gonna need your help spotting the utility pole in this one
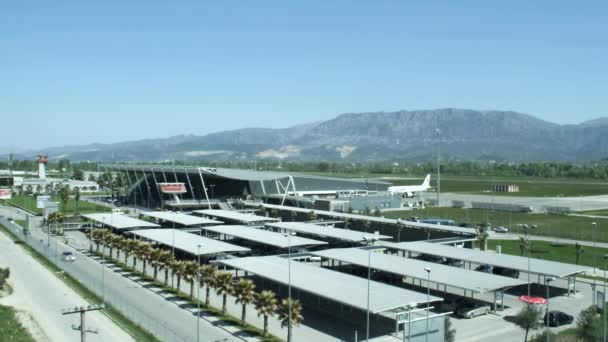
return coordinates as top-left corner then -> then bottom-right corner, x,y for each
61,304 -> 104,342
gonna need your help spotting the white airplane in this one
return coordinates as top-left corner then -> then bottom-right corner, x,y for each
388,174 -> 431,198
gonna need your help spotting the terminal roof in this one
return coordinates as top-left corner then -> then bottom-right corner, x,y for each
131,229 -> 250,255
83,213 -> 159,230
217,255 -> 442,313
312,248 -> 526,293
392,241 -> 591,278
201,225 -> 327,248
267,221 -> 391,242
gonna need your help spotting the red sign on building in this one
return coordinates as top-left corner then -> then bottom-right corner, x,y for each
159,183 -> 187,194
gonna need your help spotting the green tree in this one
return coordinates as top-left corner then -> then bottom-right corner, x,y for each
279,298 -> 304,342
575,242 -> 584,265
0,267 -> 10,289
575,306 -> 600,341
73,169 -> 84,181
182,261 -> 200,298
215,272 -> 234,315
255,290 -> 277,337
513,304 -> 542,342
234,279 -> 256,325
444,317 -> 456,342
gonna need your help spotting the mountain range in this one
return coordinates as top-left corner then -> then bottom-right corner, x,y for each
5,109 -> 608,162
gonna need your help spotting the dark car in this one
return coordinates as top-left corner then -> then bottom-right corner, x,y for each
416,254 -> 447,264
443,258 -> 464,268
492,266 -> 520,278
439,297 -> 467,312
544,311 -> 574,327
475,264 -> 493,273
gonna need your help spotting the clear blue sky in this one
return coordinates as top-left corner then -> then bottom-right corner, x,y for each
1,1 -> 606,151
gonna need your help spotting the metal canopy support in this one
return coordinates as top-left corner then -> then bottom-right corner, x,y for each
280,178 -> 292,206
172,167 -> 182,202
150,167 -> 163,203
260,180 -> 267,196
197,167 -> 212,209
141,169 -> 152,208
184,168 -> 196,200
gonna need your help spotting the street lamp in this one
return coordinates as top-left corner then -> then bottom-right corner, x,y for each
171,211 -> 176,287
435,128 -> 441,207
545,277 -> 556,342
603,254 -> 608,342
407,302 -> 417,342
282,233 -> 293,342
424,267 -> 431,342
522,224 -> 536,297
197,244 -> 203,342
594,222 -> 598,305
363,236 -> 378,341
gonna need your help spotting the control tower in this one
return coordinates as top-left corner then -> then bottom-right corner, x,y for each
37,154 -> 48,180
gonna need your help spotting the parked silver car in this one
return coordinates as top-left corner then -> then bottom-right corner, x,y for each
455,301 -> 491,318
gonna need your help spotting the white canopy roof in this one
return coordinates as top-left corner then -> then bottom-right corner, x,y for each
194,209 -> 279,224
83,213 -> 159,230
267,221 -> 391,242
201,225 -> 327,248
141,211 -> 223,226
131,229 -> 250,256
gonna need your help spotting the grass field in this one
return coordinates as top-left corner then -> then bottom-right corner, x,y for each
382,208 -> 608,242
578,209 -> 608,217
486,239 -> 608,268
0,305 -> 36,342
3,195 -> 109,216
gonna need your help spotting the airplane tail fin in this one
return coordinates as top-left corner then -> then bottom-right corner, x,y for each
422,174 -> 431,188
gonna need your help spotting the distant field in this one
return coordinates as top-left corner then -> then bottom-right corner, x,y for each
303,172 -> 608,197
382,208 -> 608,243
577,210 -> 608,217
486,239 -> 608,267
3,195 -> 109,215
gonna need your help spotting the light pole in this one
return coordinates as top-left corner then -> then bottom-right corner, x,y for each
210,184 -> 215,199
197,244 -> 203,342
101,217 -> 106,304
545,277 -> 555,342
435,128 -> 441,207
594,222 -> 598,304
603,254 -> 608,342
282,233 -> 292,342
406,302 -> 417,342
171,211 -> 176,287
363,236 -> 378,341
424,267 -> 431,342
523,224 -> 536,297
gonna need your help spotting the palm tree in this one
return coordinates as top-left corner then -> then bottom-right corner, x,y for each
157,250 -> 173,285
255,290 -> 277,337
91,229 -> 103,253
112,235 -> 124,260
279,298 -> 304,342
138,242 -> 153,276
47,212 -> 64,235
215,271 -> 234,315
575,242 -> 584,265
518,237 -> 529,256
200,265 -> 217,305
149,248 -> 164,281
183,261 -> 200,298
171,260 -> 186,291
306,211 -> 317,221
125,239 -> 138,267
73,188 -> 81,223
476,224 -> 490,251
104,231 -> 115,258
234,279 -> 256,325
60,185 -> 70,214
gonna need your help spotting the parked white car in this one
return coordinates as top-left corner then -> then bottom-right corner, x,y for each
492,226 -> 509,233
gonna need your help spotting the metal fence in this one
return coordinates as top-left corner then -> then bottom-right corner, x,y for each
2,218 -> 188,342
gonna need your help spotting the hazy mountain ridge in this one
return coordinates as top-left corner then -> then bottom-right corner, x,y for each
4,109 -> 608,162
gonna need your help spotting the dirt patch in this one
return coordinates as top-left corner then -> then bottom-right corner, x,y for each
14,310 -> 50,342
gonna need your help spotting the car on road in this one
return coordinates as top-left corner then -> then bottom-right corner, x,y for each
62,251 -> 76,262
492,226 -> 509,233
455,301 -> 492,319
544,311 -> 574,327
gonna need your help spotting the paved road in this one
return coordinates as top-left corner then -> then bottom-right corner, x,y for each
423,193 -> 608,212
0,219 -> 134,342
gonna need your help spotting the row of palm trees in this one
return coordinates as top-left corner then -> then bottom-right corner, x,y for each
89,229 -> 303,338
